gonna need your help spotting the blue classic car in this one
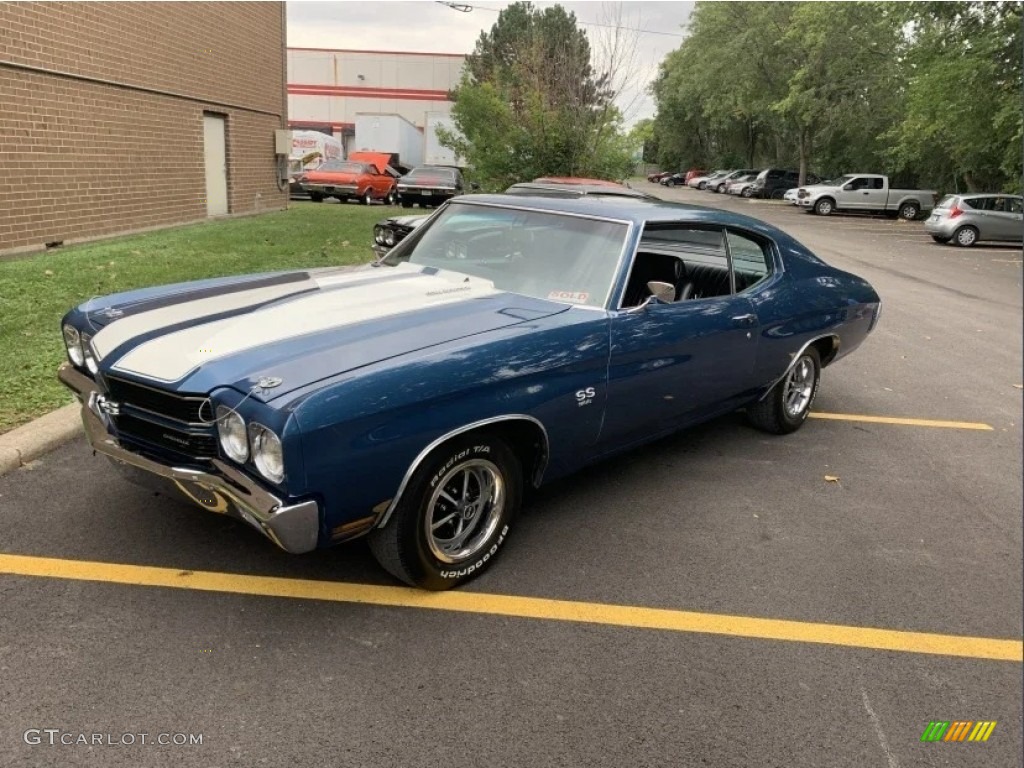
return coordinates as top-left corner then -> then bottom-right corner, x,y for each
58,195 -> 881,589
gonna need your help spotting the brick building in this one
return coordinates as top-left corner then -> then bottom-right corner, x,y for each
0,2 -> 288,256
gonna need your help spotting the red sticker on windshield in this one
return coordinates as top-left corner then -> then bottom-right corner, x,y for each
548,291 -> 589,304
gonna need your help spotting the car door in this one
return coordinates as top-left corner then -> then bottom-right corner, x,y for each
988,197 -> 1024,241
836,176 -> 868,209
600,226 -> 765,448
861,177 -> 888,211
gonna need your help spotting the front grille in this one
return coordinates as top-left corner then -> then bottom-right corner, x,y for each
106,376 -> 207,424
114,412 -> 218,459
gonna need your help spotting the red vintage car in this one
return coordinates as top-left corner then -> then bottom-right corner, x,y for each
300,151 -> 398,205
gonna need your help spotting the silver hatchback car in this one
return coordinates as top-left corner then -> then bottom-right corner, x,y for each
924,193 -> 1023,247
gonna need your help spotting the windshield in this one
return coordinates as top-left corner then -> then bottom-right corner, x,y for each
383,203 -> 629,308
832,175 -> 855,186
319,161 -> 366,173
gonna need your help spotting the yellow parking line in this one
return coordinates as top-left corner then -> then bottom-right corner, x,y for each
809,412 -> 993,430
1,554 -> 1020,662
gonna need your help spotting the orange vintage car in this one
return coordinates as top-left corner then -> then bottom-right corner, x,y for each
299,151 -> 398,205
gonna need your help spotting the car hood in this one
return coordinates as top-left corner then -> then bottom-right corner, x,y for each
88,264 -> 570,400
383,214 -> 430,229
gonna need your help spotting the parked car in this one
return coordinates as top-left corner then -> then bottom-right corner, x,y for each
725,174 -> 760,198
373,213 -> 431,257
711,169 -> 760,193
647,171 -> 673,183
661,173 -> 686,187
688,170 -> 730,190
749,169 -> 821,200
684,169 -> 707,185
796,174 -> 937,219
58,195 -> 880,590
397,166 -> 466,208
300,156 -> 398,205
924,194 -> 1024,246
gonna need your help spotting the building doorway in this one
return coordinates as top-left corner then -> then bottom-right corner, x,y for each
203,114 -> 228,216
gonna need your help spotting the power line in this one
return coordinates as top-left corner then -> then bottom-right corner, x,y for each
435,1 -> 687,38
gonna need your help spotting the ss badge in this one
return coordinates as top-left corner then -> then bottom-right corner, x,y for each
575,387 -> 596,407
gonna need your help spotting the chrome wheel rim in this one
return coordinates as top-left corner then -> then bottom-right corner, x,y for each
902,205 -> 917,219
425,459 -> 504,564
783,356 -> 815,418
817,200 -> 832,214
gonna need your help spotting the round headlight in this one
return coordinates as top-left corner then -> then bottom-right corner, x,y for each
63,324 -> 84,366
250,424 -> 285,484
216,406 -> 249,463
374,226 -> 385,245
383,229 -> 396,247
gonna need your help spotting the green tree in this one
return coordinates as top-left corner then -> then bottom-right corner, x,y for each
441,2 -> 633,188
887,1 -> 1022,192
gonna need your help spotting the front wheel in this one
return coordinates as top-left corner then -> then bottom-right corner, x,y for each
361,190 -> 373,205
385,188 -> 397,206
746,347 -> 821,435
741,187 -> 754,198
309,192 -> 324,203
813,197 -> 834,215
367,434 -> 521,590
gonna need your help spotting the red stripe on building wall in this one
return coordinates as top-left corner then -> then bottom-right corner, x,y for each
288,83 -> 450,100
288,47 -> 465,59
289,120 -> 355,131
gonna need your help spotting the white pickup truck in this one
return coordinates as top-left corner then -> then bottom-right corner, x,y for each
796,174 -> 937,220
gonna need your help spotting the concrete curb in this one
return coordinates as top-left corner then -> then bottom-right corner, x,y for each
0,403 -> 83,476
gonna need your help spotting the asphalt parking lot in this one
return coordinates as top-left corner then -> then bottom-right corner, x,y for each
1,184 -> 1021,767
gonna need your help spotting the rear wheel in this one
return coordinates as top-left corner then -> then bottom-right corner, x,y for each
746,347 -> 821,435
367,434 -> 521,590
770,189 -> 786,200
930,235 -> 950,244
953,225 -> 978,247
898,201 -> 920,220
385,188 -> 397,206
309,192 -> 324,203
361,190 -> 373,205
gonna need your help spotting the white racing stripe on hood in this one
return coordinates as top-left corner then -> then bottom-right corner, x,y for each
91,266 -> 404,360
111,267 -> 498,382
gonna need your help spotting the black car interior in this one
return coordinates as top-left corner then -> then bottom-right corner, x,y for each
621,227 -> 771,307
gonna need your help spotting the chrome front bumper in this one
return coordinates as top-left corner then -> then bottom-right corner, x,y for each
58,364 -> 320,554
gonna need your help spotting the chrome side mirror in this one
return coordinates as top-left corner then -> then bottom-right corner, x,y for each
625,281 -> 675,314
648,281 -> 676,303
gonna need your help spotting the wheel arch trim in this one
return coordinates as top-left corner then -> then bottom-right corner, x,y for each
375,414 -> 550,529
757,333 -> 839,402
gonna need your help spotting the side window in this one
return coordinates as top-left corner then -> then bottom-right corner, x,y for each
847,177 -> 867,190
1008,198 -> 1023,214
870,178 -> 884,190
727,230 -> 772,292
767,170 -> 784,180
962,197 -> 992,211
624,226 -> 731,306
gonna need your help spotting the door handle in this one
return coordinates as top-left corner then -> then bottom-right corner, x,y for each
731,314 -> 757,328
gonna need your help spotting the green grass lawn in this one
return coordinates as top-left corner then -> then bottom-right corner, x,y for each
0,202 -> 391,433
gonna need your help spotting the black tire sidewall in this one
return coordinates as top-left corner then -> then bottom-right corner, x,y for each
775,348 -> 821,430
899,203 -> 918,220
814,198 -> 833,215
392,435 -> 521,590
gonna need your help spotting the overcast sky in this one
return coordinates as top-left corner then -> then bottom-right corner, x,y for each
286,1 -> 694,125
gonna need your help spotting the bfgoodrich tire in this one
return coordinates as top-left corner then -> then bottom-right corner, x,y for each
367,434 -> 521,590
746,346 -> 821,435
